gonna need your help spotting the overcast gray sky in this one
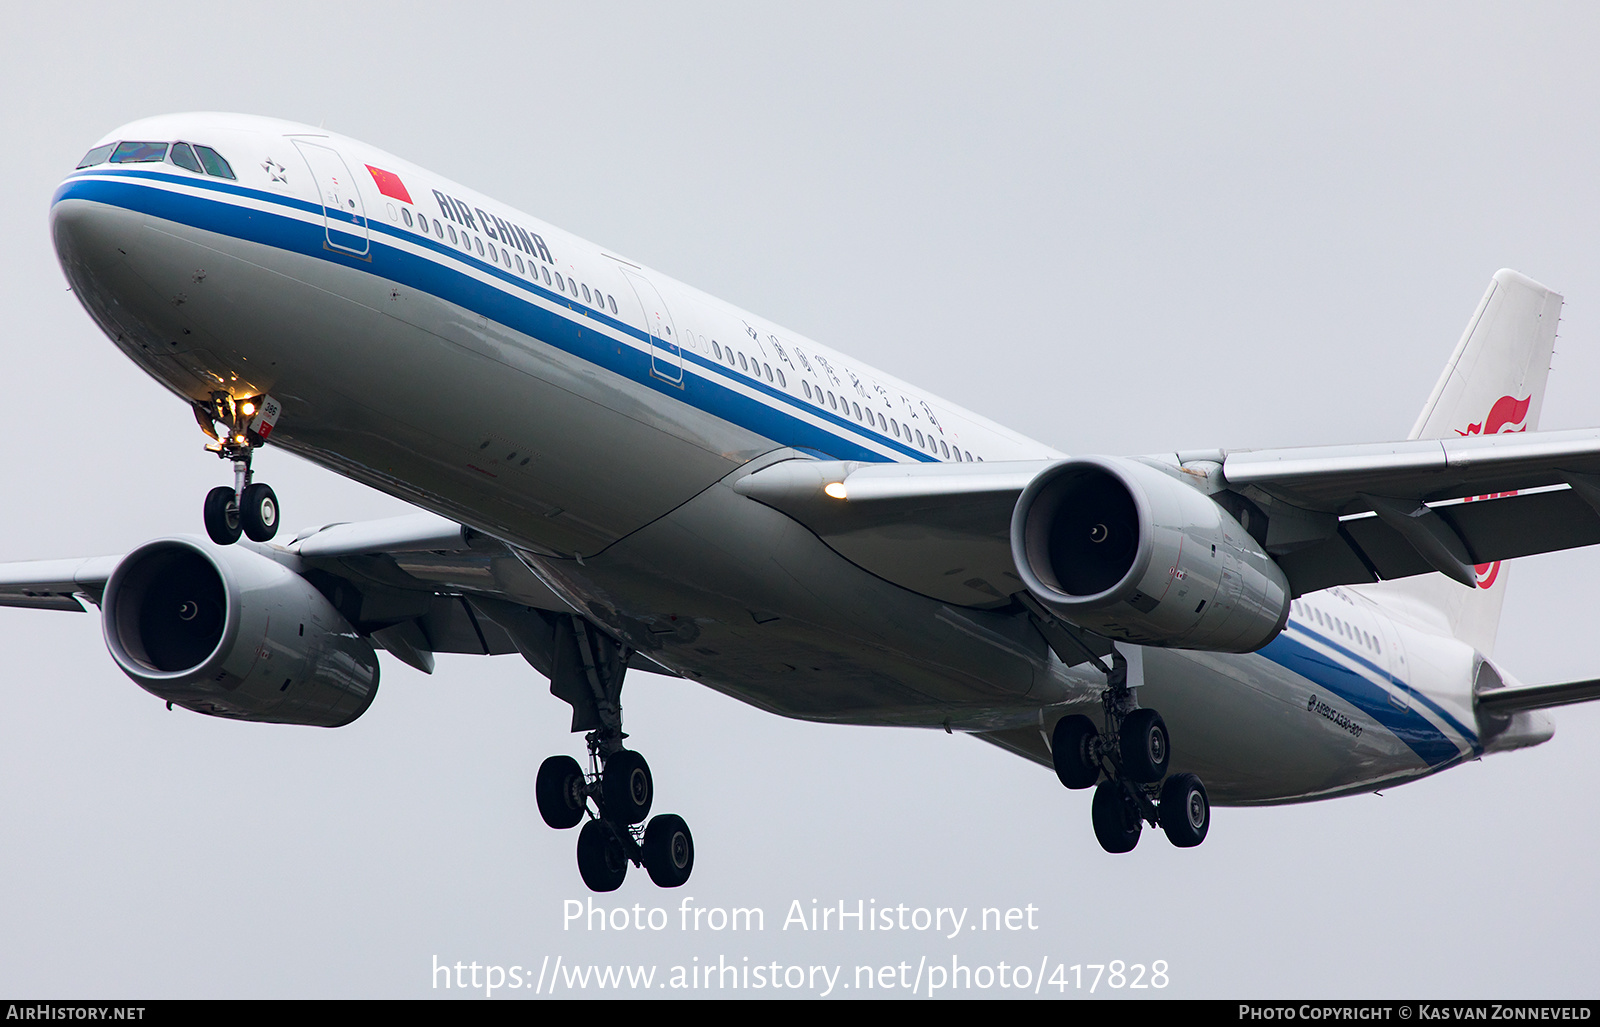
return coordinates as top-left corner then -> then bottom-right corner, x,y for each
3,1 -> 1600,999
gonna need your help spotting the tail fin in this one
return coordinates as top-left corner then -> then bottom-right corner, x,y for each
1371,269 -> 1562,655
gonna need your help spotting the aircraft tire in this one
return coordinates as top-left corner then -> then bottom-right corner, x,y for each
239,482 -> 279,542
203,486 -> 242,545
1091,780 -> 1141,854
1160,772 -> 1210,848
1119,708 -> 1170,783
602,748 -> 654,825
576,819 -> 629,892
1051,714 -> 1101,789
641,814 -> 694,888
536,755 -> 586,830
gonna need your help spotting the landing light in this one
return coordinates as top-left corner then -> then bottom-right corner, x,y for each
824,481 -> 848,500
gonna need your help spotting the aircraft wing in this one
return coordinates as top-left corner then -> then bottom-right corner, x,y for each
734,427 -> 1600,607
0,512 -> 668,676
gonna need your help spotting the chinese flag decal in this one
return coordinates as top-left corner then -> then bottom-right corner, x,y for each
365,165 -> 413,204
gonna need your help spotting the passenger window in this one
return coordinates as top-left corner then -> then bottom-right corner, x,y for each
828,392 -> 837,410
515,254 -> 524,273
582,284 -> 592,303
852,401 -> 861,419
738,353 -> 748,372
433,219 -> 444,238
488,243 -> 497,262
556,273 -> 565,292
475,238 -> 485,256
193,145 -> 235,179
777,369 -> 786,388
169,142 -> 203,173
764,363 -> 773,382
76,143 -> 115,168
891,418 -> 899,436
714,341 -> 724,360
542,266 -> 552,286
915,430 -> 925,447
110,141 -> 168,163
448,225 -> 458,244
402,208 -> 414,228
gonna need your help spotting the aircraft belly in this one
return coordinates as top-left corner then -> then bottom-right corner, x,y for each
524,473 -> 1088,729
1139,647 -> 1435,804
56,200 -> 765,556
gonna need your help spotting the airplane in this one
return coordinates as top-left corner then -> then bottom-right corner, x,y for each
10,111 -> 1600,893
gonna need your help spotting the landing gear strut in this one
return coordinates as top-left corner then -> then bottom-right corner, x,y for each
196,393 -> 281,545
1049,649 -> 1210,853
533,616 -> 695,892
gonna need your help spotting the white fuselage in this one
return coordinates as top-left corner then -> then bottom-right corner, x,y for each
47,113 -> 1552,805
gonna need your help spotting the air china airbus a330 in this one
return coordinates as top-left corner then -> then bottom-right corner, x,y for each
11,112 -> 1600,892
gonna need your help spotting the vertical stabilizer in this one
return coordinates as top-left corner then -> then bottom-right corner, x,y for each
1371,269 -> 1561,655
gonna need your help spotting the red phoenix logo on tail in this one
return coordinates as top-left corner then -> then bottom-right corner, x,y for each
1456,394 -> 1531,588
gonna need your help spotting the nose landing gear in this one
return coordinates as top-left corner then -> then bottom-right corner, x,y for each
1049,649 -> 1210,853
196,393 -> 281,545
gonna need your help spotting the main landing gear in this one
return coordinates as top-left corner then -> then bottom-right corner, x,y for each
196,393 -> 282,546
1050,650 -> 1211,853
534,617 -> 694,892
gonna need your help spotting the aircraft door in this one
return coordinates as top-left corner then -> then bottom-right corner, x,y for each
292,139 -> 370,257
622,270 -> 682,385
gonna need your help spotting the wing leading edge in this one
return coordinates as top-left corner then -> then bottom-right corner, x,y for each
734,425 -> 1600,608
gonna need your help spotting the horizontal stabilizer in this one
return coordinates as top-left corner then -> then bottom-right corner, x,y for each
1476,677 -> 1600,715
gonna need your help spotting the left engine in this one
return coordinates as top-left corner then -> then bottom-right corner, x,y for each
101,538 -> 380,726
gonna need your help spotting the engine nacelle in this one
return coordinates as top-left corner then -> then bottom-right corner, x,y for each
101,538 -> 380,726
1011,456 -> 1290,652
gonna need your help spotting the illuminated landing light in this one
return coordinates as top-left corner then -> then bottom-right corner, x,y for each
824,481 -> 848,500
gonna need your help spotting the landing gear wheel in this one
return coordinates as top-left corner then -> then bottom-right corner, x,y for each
642,814 -> 694,888
1091,780 -> 1142,853
1051,714 -> 1101,790
1120,708 -> 1170,783
1160,772 -> 1210,848
203,486 -> 241,545
239,482 -> 279,542
576,819 -> 629,892
602,749 -> 653,825
536,755 -> 587,830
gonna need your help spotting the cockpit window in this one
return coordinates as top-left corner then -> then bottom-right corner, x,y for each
76,144 -> 115,169
110,141 -> 168,164
168,142 -> 203,174
193,145 -> 235,180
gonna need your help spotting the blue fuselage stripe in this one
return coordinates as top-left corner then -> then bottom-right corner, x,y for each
53,170 -> 936,465
1259,622 -> 1478,768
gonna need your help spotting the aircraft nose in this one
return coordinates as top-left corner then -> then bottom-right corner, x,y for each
50,191 -> 143,278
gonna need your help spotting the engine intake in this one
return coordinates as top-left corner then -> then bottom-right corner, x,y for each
102,538 -> 380,726
1011,457 -> 1290,652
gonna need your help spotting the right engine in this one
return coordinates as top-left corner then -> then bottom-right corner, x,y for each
101,538 -> 380,726
1010,456 -> 1291,652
